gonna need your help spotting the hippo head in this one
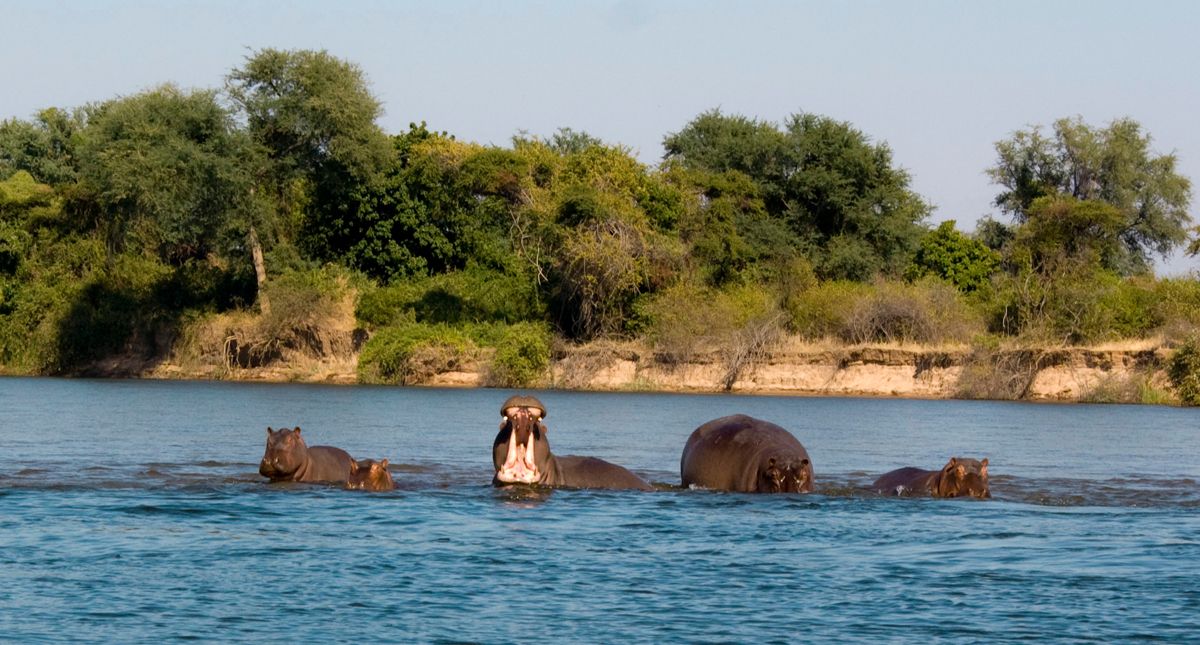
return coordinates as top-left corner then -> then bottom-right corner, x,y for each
493,395 -> 551,485
348,458 -> 394,491
259,426 -> 309,479
935,457 -> 990,498
758,456 -> 813,493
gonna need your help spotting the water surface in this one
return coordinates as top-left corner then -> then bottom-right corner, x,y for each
1,378 -> 1197,642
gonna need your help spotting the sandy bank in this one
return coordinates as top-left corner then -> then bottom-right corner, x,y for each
124,335 -> 1176,404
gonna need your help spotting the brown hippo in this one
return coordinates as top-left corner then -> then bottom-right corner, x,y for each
872,457 -> 990,498
258,426 -> 354,484
347,458 -> 395,492
680,414 -> 813,493
492,394 -> 652,491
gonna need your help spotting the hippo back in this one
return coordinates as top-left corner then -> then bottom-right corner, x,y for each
551,456 -> 653,491
681,414 -> 813,493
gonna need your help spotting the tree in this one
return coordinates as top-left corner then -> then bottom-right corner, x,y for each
73,84 -> 259,265
0,108 -> 82,186
989,116 -> 1193,274
664,109 -> 930,280
226,49 -> 391,258
905,220 -> 1000,293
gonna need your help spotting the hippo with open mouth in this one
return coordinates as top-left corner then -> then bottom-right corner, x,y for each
347,458 -> 395,492
873,457 -> 990,498
258,426 -> 355,484
492,394 -> 652,490
680,414 -> 814,493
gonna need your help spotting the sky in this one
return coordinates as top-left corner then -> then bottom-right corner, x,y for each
4,0 -> 1199,273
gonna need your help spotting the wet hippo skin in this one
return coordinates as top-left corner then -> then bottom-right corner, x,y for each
872,457 -> 990,498
680,414 -> 814,493
258,426 -> 354,484
347,458 -> 395,491
492,394 -> 652,491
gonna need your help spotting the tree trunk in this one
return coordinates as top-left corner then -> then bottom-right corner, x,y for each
249,225 -> 270,315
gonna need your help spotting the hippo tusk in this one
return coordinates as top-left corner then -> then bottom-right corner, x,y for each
524,432 -> 536,470
503,428 -> 520,469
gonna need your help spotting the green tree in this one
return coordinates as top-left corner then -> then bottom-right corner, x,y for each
0,108 -> 82,186
226,48 -> 391,265
989,116 -> 1193,274
905,220 -> 1000,292
73,84 -> 259,265
664,109 -> 930,280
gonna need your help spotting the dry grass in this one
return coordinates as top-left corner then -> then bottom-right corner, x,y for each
169,274 -> 363,379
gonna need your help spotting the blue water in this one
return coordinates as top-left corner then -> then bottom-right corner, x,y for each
1,378 -> 1197,642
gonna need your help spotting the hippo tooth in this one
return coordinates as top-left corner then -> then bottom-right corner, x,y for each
524,433 -> 536,469
503,428 -> 520,469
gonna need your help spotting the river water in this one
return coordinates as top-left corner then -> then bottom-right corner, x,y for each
0,377 -> 1197,642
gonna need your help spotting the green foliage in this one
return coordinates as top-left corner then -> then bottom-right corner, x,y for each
784,279 -> 981,344
227,48 -> 391,275
1011,196 -> 1125,274
227,48 -> 389,182
0,108 -> 82,185
357,322 -> 476,385
486,322 -> 552,387
783,280 -> 872,339
1168,336 -> 1200,406
665,109 -> 931,281
839,278 -> 982,345
73,85 -> 258,264
635,282 -> 777,364
550,219 -> 659,340
905,220 -> 1000,292
356,266 -> 543,328
989,116 -> 1192,274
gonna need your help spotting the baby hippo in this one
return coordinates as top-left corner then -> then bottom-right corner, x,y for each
347,458 -> 395,492
873,457 -> 990,498
258,426 -> 355,484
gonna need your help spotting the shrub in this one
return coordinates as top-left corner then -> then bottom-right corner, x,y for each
486,322 -> 552,387
1168,336 -> 1200,406
636,282 -> 776,365
955,347 -> 1044,400
905,220 -> 1000,293
356,267 -> 543,329
784,280 -> 870,339
357,323 -> 477,385
840,279 -> 981,345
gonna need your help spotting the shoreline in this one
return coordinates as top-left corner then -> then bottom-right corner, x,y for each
44,336 -> 1178,405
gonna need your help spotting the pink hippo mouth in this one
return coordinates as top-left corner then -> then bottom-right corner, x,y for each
496,423 -> 540,484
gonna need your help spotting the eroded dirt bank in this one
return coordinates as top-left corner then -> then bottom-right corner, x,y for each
122,333 -> 1175,403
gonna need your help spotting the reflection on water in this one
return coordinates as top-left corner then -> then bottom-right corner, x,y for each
1,377 -> 1198,642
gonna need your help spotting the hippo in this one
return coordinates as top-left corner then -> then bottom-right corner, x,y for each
347,458 -> 395,492
872,457 -> 990,498
258,426 -> 354,484
680,414 -> 813,493
492,394 -> 653,491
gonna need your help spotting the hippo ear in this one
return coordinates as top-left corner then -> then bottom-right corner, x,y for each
380,459 -> 389,469
349,460 -> 359,474
294,426 -> 301,434
266,427 -> 274,435
766,457 -> 777,469
980,458 -> 989,477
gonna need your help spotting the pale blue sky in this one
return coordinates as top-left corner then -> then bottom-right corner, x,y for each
5,0 -> 1199,272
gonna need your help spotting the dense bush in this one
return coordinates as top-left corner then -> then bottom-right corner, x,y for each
1168,336 -> 1200,406
840,278 -> 982,345
357,323 -> 476,385
485,322 -> 552,387
356,266 -> 543,329
635,282 -> 777,365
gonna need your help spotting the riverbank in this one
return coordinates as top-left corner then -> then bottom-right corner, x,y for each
107,333 -> 1177,404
